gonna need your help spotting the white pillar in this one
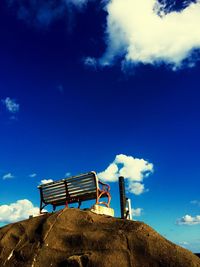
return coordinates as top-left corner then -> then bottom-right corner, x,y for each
126,198 -> 132,220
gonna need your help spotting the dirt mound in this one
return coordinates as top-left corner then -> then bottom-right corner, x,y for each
0,208 -> 199,267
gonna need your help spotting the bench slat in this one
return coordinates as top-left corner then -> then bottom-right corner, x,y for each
42,186 -> 66,195
66,173 -> 95,182
68,189 -> 97,196
68,187 -> 96,195
67,180 -> 95,188
43,188 -> 96,202
44,188 -> 97,201
43,192 -> 66,199
44,195 -> 66,202
43,188 -> 96,200
42,181 -> 95,196
67,183 -> 96,191
44,193 -> 66,201
44,191 -> 106,206
40,181 -> 65,189
44,191 -> 97,204
45,193 -> 97,205
67,176 -> 95,184
42,184 -> 65,192
42,178 -> 95,193
44,189 -> 97,202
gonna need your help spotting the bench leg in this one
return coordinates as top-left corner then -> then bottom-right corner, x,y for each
78,200 -> 82,209
40,203 -> 47,214
40,199 -> 46,214
40,200 -> 42,214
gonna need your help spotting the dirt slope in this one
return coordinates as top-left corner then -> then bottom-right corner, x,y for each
0,208 -> 199,267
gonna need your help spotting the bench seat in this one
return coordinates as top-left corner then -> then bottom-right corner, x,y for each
38,171 -> 111,213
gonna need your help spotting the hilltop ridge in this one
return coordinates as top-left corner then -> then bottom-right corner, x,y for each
0,208 -> 199,267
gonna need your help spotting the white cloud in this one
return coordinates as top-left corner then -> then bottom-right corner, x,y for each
2,97 -> 20,113
132,207 -> 143,217
65,172 -> 71,177
177,214 -> 200,225
8,0 -> 200,70
2,173 -> 14,180
98,154 -> 153,195
115,154 -> 153,181
98,162 -> 119,182
0,199 -> 39,224
40,179 -> 53,185
128,182 -> 146,195
29,173 -> 37,178
99,0 -> 200,69
84,57 -> 97,68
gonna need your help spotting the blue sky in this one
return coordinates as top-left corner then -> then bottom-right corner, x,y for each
1,0 -> 200,253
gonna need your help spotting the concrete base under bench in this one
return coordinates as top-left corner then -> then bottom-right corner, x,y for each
90,204 -> 114,217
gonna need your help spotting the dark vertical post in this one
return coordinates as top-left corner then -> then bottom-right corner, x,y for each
119,176 -> 126,219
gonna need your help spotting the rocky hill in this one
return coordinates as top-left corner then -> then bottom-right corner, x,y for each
0,208 -> 199,267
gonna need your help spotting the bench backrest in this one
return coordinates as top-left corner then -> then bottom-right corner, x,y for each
38,172 -> 98,205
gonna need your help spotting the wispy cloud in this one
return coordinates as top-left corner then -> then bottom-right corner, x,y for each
177,241 -> 190,249
29,173 -> 37,178
2,173 -> 14,180
7,0 -> 90,27
191,200 -> 200,207
98,154 -> 153,195
0,199 -> 39,224
68,0 -> 89,8
2,97 -> 20,113
98,0 -> 200,70
40,179 -> 53,185
177,239 -> 200,252
84,57 -> 97,68
132,207 -> 143,217
177,214 -> 200,225
178,241 -> 189,246
65,172 -> 71,177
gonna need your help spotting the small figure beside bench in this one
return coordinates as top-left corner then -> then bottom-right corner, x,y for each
38,171 -> 111,213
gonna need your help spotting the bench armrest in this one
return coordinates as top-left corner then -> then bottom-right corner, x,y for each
98,180 -> 110,192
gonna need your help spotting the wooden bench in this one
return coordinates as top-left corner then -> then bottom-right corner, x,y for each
38,171 -> 111,213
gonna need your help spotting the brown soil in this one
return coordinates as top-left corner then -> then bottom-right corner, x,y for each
0,208 -> 199,267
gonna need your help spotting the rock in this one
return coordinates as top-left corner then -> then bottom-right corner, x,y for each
0,208 -> 199,267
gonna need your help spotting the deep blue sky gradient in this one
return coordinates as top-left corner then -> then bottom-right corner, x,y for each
0,0 -> 200,252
